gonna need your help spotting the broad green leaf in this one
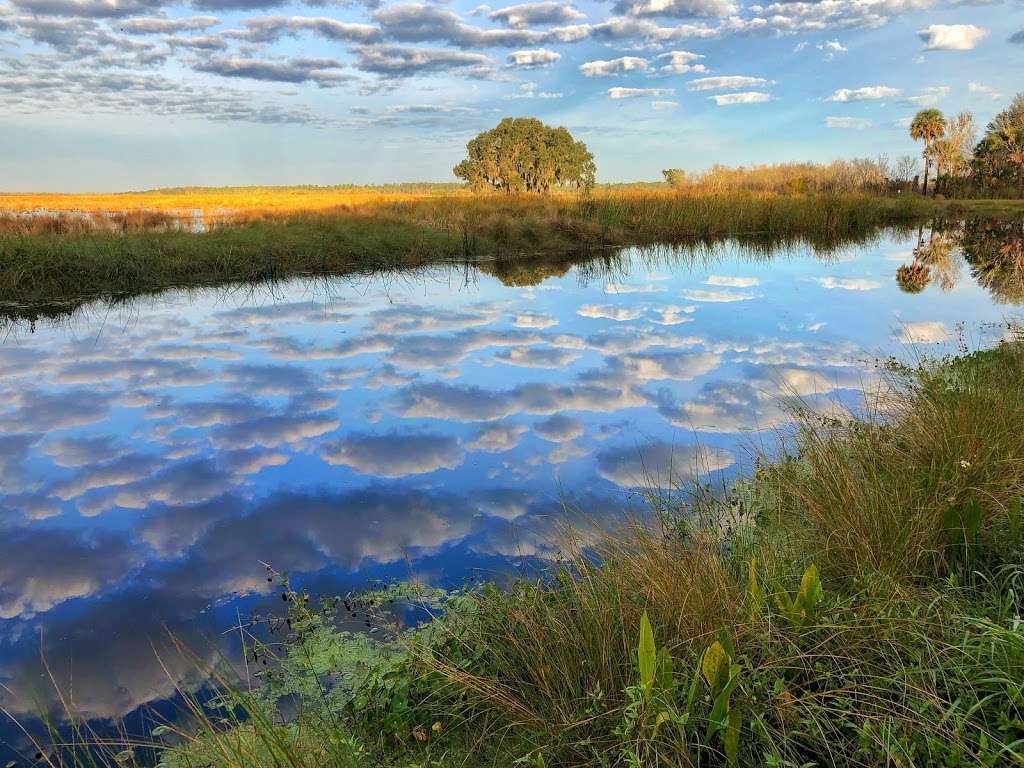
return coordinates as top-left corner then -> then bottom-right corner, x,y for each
638,611 -> 656,690
702,641 -> 728,693
725,705 -> 742,766
656,645 -> 674,691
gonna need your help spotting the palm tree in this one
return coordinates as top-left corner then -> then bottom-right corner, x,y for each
909,109 -> 946,195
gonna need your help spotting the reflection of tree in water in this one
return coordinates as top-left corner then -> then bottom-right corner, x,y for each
896,222 -> 963,294
961,218 -> 1024,305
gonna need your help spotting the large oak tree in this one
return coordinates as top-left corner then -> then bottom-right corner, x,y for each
454,117 -> 596,193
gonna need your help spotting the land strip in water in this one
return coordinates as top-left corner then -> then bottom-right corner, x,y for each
2,190 -> 1021,309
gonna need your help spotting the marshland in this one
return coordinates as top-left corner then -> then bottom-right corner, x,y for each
3,104 -> 1024,768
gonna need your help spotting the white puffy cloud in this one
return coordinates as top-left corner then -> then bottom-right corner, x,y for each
918,24 -> 987,51
905,86 -> 950,106
580,56 -> 651,76
968,81 -> 1001,100
657,49 -> 706,73
612,0 -> 737,19
489,2 -> 586,28
608,86 -> 673,99
707,275 -> 760,287
826,85 -> 900,102
896,321 -> 951,344
814,276 -> 880,289
710,91 -> 770,105
596,440 -> 734,488
321,432 -> 464,477
689,75 -> 770,91
507,48 -> 561,67
680,288 -> 754,301
577,303 -> 644,321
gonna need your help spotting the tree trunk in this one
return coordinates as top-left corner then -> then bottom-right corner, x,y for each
922,154 -> 930,196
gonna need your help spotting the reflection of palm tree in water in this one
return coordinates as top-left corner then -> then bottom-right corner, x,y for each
896,222 -> 962,294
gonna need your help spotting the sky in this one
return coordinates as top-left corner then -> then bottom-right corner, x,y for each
0,0 -> 1022,189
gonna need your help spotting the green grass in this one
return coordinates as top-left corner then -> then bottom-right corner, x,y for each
21,339 -> 1024,768
0,192 -> 964,309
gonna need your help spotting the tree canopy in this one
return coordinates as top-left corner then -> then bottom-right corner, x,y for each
973,93 -> 1024,195
453,118 -> 596,193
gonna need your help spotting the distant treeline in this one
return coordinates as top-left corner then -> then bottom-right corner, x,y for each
663,93 -> 1024,199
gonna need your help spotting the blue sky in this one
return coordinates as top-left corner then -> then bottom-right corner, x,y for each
0,0 -> 1021,189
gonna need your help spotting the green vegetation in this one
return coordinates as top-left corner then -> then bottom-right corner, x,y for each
0,192 -> 989,310
30,338 -> 1023,768
453,118 -> 596,193
974,94 -> 1024,197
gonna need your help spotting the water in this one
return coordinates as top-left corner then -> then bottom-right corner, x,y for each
0,222 -> 1020,754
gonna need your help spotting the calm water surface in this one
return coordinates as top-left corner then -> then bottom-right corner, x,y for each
0,225 -> 1019,752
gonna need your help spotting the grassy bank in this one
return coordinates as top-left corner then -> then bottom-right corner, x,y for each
26,338 -> 1016,768
0,191 -> 983,308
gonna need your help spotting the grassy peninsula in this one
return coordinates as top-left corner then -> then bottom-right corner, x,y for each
3,189 -> 1018,309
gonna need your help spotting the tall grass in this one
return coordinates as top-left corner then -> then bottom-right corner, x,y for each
0,192 -> 941,306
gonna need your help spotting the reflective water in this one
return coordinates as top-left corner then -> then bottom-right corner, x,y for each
0,220 -> 1020,752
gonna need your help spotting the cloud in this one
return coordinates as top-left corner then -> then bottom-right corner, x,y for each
509,81 -> 563,98
511,311 -> 558,329
826,85 -> 900,102
904,85 -> 950,106
918,24 -> 987,51
321,432 -> 464,477
0,528 -> 138,618
577,303 -> 644,321
651,99 -> 678,109
192,56 -> 352,87
896,321 -> 950,344
352,44 -> 496,77
680,288 -> 754,301
657,49 -> 706,73
230,16 -> 382,44
580,55 -> 651,76
372,4 -> 548,48
814,276 -> 880,289
507,47 -> 560,67
711,91 -> 770,105
612,0 -> 737,19
533,413 -> 584,442
825,116 -> 872,129
689,75 -> 770,91
11,0 -> 163,18
494,345 -> 582,368
488,2 -> 585,28
119,16 -> 219,33
596,440 -> 734,488
968,81 -> 1001,100
164,33 -> 228,50
1012,29 -> 1024,44
392,378 -> 647,422
591,16 -> 719,44
466,421 -> 528,451
209,414 -> 339,449
608,86 -> 673,99
707,275 -> 759,287
648,305 -> 695,325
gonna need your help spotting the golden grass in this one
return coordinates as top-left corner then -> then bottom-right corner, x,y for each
0,186 -> 465,218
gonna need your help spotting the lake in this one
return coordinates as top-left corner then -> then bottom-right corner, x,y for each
0,219 -> 1020,754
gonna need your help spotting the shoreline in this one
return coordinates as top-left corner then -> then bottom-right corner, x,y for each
3,192 -> 1019,310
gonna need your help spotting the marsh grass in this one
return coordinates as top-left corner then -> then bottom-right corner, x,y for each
0,191 -> 946,306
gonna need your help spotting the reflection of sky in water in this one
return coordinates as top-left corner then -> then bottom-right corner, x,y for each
0,232 -> 1017,743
